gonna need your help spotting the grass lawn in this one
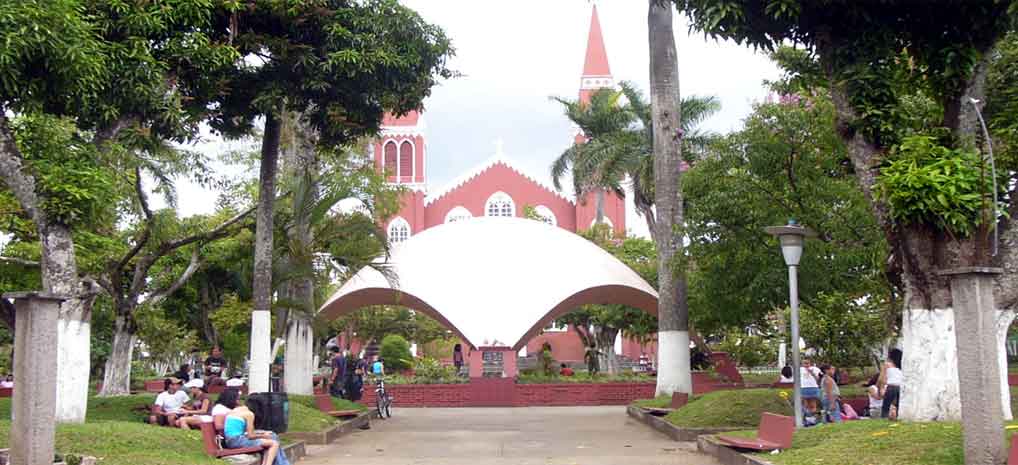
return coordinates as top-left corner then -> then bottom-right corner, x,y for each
631,395 -> 672,409
0,391 -> 366,463
667,389 -> 793,428
735,419 -> 1018,465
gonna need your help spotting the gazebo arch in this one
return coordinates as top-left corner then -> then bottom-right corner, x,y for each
318,217 -> 658,351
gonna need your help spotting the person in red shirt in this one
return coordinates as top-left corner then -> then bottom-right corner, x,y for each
559,363 -> 575,377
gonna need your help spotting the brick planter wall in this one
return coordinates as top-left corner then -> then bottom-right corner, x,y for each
357,382 -> 655,407
361,383 -> 472,407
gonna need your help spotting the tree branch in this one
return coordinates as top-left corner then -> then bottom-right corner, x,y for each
0,256 -> 40,267
113,167 -> 155,277
146,247 -> 201,307
92,115 -> 137,150
161,202 -> 258,252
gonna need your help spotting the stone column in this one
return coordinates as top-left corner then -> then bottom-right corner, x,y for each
4,292 -> 64,465
939,267 -> 1004,465
502,348 -> 518,378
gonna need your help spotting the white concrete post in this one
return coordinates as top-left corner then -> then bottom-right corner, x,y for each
5,292 -> 63,465
940,267 -> 1005,465
248,310 -> 272,393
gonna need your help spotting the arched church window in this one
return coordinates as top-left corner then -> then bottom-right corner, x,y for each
485,192 -> 515,217
445,206 -> 473,223
388,217 -> 411,243
383,141 -> 397,177
399,141 -> 414,179
534,205 -> 557,226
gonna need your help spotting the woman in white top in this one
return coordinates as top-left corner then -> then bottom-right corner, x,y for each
799,365 -> 820,417
879,348 -> 903,419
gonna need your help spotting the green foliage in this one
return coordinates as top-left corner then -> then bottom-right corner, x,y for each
400,356 -> 461,384
684,95 -> 890,333
379,334 -> 412,371
12,114 -> 121,226
878,135 -> 998,237
209,293 -> 254,369
798,292 -> 892,369
329,306 -> 449,349
715,332 -> 776,368
134,306 -> 199,368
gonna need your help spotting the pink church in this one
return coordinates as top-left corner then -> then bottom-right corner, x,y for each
368,6 -> 656,366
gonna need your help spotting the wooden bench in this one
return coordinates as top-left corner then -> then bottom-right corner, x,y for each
314,394 -> 361,418
200,415 -> 269,459
717,412 -> 794,451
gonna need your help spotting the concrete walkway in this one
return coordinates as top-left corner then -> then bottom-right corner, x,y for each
299,406 -> 722,465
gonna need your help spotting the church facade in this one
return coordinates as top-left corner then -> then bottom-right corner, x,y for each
369,6 -> 656,366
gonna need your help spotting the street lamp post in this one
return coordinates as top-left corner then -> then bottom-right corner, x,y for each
765,221 -> 816,429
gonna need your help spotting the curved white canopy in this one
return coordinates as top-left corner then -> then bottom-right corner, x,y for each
318,217 -> 658,350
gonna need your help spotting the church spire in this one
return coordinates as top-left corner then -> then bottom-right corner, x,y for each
579,5 -> 613,103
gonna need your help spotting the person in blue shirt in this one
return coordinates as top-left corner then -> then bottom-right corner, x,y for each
220,391 -> 290,465
371,357 -> 385,377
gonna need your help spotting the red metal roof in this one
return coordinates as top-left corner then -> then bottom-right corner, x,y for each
582,5 -> 611,77
382,111 -> 420,126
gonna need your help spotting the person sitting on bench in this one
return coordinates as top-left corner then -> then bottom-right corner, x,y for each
222,396 -> 290,465
149,377 -> 189,426
204,346 -> 227,386
176,378 -> 212,429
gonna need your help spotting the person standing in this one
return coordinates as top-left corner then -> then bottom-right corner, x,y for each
799,363 -> 820,421
328,347 -> 347,398
584,344 -> 600,376
879,348 -> 903,419
452,344 -> 464,374
372,357 -> 385,377
820,364 -> 841,423
204,346 -> 227,386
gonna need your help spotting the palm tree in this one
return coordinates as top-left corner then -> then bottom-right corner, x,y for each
648,0 -> 688,397
550,84 -> 719,237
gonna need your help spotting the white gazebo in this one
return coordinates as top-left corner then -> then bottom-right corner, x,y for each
317,217 -> 658,376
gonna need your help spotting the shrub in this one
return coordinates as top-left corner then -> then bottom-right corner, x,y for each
716,331 -> 776,368
410,356 -> 461,384
379,334 -> 412,371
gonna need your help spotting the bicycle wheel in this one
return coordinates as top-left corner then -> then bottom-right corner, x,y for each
384,395 -> 392,418
376,394 -> 385,419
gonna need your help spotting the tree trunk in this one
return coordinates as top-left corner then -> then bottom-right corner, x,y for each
648,0 -> 690,396
249,111 -> 282,393
284,314 -> 314,395
99,314 -> 136,397
594,326 -> 620,375
1,116 -> 92,423
44,223 -> 93,423
198,281 -> 219,345
595,189 -> 605,225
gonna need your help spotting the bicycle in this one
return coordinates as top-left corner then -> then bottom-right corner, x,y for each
375,377 -> 392,419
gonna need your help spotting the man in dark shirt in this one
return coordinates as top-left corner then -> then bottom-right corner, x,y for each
203,346 -> 227,386
328,347 -> 347,398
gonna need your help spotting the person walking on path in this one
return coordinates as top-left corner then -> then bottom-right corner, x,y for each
879,348 -> 903,419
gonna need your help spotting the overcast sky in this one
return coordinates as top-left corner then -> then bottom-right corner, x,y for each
167,0 -> 781,236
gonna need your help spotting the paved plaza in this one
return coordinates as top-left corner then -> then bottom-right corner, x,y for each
300,406 -> 722,465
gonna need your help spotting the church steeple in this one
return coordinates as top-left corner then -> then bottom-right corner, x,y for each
579,5 -> 613,103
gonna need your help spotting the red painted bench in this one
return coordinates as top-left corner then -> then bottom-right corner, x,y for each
144,380 -> 165,393
1009,433 -> 1018,465
200,415 -> 269,459
314,394 -> 361,418
717,413 -> 794,451
0,387 -> 12,398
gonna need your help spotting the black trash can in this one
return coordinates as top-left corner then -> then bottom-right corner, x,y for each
247,391 -> 289,433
